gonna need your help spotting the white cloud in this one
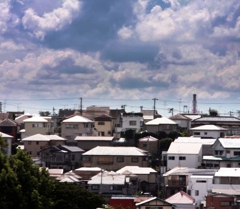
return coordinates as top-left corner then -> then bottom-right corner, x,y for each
22,0 -> 81,40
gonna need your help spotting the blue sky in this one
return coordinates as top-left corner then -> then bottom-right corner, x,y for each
1,0 -> 240,117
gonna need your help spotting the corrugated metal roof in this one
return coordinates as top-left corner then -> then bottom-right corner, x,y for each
194,116 -> 240,122
82,146 -> 148,156
146,117 -> 176,125
167,142 -> 202,154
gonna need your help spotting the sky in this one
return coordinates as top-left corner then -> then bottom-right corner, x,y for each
1,0 -> 240,117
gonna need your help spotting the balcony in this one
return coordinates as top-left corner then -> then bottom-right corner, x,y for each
167,180 -> 186,187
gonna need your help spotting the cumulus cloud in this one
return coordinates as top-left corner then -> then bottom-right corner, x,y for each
22,0 -> 81,40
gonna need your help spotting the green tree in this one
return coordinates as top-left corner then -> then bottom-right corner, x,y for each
0,134 -> 8,153
39,111 -> 51,116
159,138 -> 173,151
209,108 -> 219,116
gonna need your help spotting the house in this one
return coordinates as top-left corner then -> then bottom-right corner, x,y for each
191,116 -> 240,135
61,114 -> 94,140
40,144 -> 84,171
21,134 -> 66,157
165,190 -> 195,209
190,125 -> 227,138
206,192 -> 236,209
141,109 -> 161,123
88,171 -> 132,196
93,114 -> 115,136
56,170 -> 82,184
203,137 -> 240,168
163,166 -> 216,199
166,142 -> 202,170
116,166 -> 158,194
135,197 -> 175,209
169,114 -> 192,130
0,118 -> 19,143
0,132 -> 12,156
119,112 -> 144,134
82,146 -> 149,171
23,116 -> 53,138
74,136 -> 114,151
145,117 -> 177,134
138,135 -> 159,154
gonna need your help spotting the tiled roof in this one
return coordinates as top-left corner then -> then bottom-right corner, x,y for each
88,172 -> 125,185
75,136 -> 114,141
0,118 -> 18,126
166,191 -> 195,204
0,132 -> 13,138
82,146 -> 148,156
169,114 -> 191,120
24,116 -> 48,122
22,134 -> 66,141
60,145 -> 85,152
139,136 -> 158,142
62,115 -> 93,123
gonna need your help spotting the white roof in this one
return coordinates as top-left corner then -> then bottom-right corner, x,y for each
0,132 -> 13,138
215,168 -> 240,177
22,134 -> 66,141
88,172 -> 126,185
175,137 -> 216,145
146,117 -> 176,125
20,129 -> 25,133
82,146 -> 148,156
62,115 -> 93,123
116,166 -> 157,175
75,136 -> 114,141
23,116 -> 48,122
139,136 -> 158,142
60,176 -> 80,183
167,142 -> 202,154
191,125 -> 228,131
217,138 -> 240,148
183,114 -> 201,120
74,167 -> 102,172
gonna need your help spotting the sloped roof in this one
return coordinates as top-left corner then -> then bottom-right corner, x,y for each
75,136 -> 114,141
22,134 -> 66,141
135,197 -> 174,207
0,113 -> 9,121
167,142 -> 202,155
88,172 -> 125,185
24,116 -> 48,122
175,137 -> 216,145
183,114 -> 201,120
0,132 -> 13,138
74,167 -> 102,172
116,166 -> 157,175
194,116 -> 240,122
190,125 -> 228,131
60,145 -> 84,152
82,146 -> 148,156
217,138 -> 240,148
139,136 -> 158,142
62,115 -> 93,123
169,114 -> 191,120
0,118 -> 18,126
146,117 -> 176,125
166,191 -> 195,204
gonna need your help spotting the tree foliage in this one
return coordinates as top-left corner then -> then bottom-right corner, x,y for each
0,149 -> 106,209
39,111 -> 51,116
209,108 -> 219,116
159,138 -> 173,151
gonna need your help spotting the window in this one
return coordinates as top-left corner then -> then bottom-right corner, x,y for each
204,132 -> 207,135
83,156 -> 91,162
234,151 -> 240,156
131,157 -> 139,162
117,157 -> 124,162
84,123 -> 89,128
220,201 -> 232,206
215,150 -> 223,156
91,185 -> 99,190
227,150 -> 230,154
196,180 -> 206,183
168,156 -> 175,160
195,190 -> 199,196
110,185 -> 122,190
98,121 -> 105,125
179,156 -> 186,160
129,121 -> 136,126
72,154 -> 75,161
72,124 -> 78,129
194,132 -> 200,135
36,141 -> 39,145
28,141 -> 31,145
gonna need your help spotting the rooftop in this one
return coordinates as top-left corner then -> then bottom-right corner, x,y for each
146,117 -> 176,125
167,142 -> 202,154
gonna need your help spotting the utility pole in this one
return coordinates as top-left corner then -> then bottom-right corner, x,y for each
121,105 -> 126,110
0,102 -> 2,113
80,97 -> 82,115
152,98 -> 158,118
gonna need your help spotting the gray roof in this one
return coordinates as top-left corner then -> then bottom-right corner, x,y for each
146,117 -> 176,125
190,125 -> 228,131
194,116 -> 240,122
88,171 -> 125,185
167,142 -> 202,154
75,136 -> 114,141
60,145 -> 85,152
82,146 -> 148,156
139,136 -> 158,142
218,138 -> 240,148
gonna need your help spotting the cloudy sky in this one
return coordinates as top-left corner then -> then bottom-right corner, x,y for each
1,0 -> 240,116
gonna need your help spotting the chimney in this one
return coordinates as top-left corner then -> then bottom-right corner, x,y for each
192,94 -> 197,114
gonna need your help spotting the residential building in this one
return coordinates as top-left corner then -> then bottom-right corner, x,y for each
138,136 -> 159,154
206,193 -> 235,209
145,117 -> 177,134
116,166 -> 158,194
165,190 -> 195,209
166,142 -> 202,170
203,137 -> 240,168
82,146 -> 149,171
40,144 -> 84,171
0,132 -> 12,156
61,114 -> 94,140
94,114 -> 115,136
0,118 -> 19,143
190,124 -> 227,138
191,116 -> 240,135
141,108 -> 161,123
74,136 -> 114,151
23,116 -> 53,138
169,114 -> 192,130
135,197 -> 175,209
88,171 -> 133,196
22,134 -> 66,157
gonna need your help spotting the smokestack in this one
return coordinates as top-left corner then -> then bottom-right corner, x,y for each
192,94 -> 197,114
140,106 -> 143,112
